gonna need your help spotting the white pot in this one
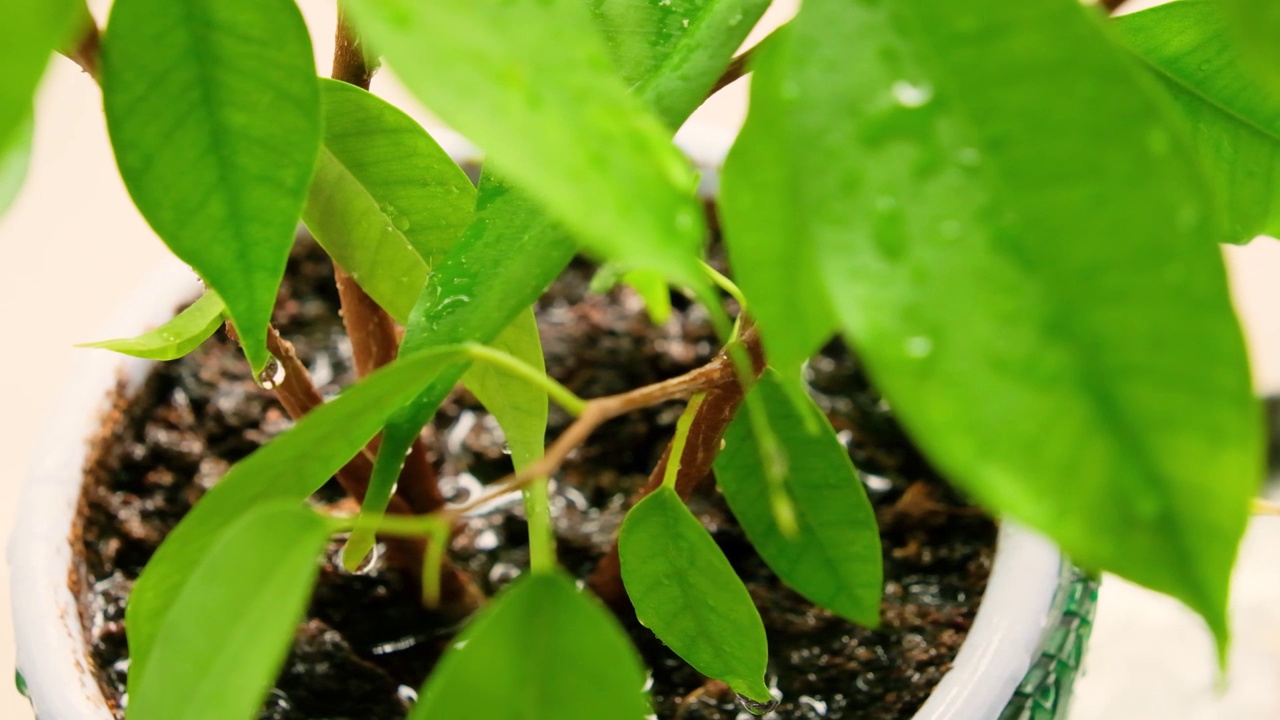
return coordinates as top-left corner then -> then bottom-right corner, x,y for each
8,127 -> 1088,720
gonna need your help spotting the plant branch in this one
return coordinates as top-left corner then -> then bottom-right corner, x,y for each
329,12 -> 444,515
588,326 -> 766,612
1100,0 -> 1127,14
707,47 -> 753,99
59,13 -> 101,80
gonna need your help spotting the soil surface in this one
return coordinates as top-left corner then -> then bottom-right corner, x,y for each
73,239 -> 996,720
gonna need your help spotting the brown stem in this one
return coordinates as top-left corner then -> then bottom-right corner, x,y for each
588,327 -> 766,613
329,18 -> 443,514
707,47 -> 754,99
59,13 -> 101,80
1100,0 -> 1127,13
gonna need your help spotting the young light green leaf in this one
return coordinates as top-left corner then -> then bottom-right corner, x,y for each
303,79 -> 475,322
411,572 -> 650,720
1115,0 -> 1280,243
0,116 -> 33,219
1221,0 -> 1280,95
729,0 -> 1260,650
0,0 -> 81,159
78,291 -> 225,360
126,502 -> 330,720
618,486 -> 769,701
715,370 -> 882,626
126,344 -> 468,685
342,0 -> 706,289
364,0 -> 769,539
102,0 -> 321,373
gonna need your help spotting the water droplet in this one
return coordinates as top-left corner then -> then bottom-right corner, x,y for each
397,685 -> 419,706
675,207 -> 696,232
256,356 -> 286,390
891,80 -> 933,108
659,0 -> 671,5
682,17 -> 690,27
736,693 -> 780,716
729,11 -> 744,25
1198,61 -> 1211,71
956,147 -> 982,167
350,543 -> 382,575
904,335 -> 933,358
392,214 -> 411,232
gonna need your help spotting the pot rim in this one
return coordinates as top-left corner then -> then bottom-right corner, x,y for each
8,125 -> 1069,720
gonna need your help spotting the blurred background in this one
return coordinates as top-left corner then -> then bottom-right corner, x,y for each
2,0 -> 1279,718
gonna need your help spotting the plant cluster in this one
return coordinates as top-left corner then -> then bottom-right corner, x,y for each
3,0 -> 1277,717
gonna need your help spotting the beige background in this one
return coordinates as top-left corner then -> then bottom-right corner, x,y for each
2,1 -> 1280,718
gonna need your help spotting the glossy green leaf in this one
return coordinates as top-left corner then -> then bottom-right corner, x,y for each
0,0 -> 80,158
715,370 -> 882,626
303,79 -> 475,322
126,344 -> 468,685
728,0 -> 1261,648
411,572 -> 650,720
101,0 -> 321,373
0,116 -> 32,219
590,0 -> 772,128
343,0 -> 706,288
126,502 -> 330,720
364,0 -> 769,543
1115,0 -> 1280,243
78,291 -> 225,360
618,486 -> 769,701
1222,0 -> 1280,94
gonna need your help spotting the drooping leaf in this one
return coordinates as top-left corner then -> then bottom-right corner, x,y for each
365,0 -> 768,541
78,291 -> 225,360
1115,0 -> 1280,243
101,0 -> 321,372
589,0 -> 772,128
1221,0 -> 1280,95
0,0 -> 80,160
728,0 -> 1260,650
0,115 -> 33,218
343,0 -> 706,288
126,344 -> 468,683
410,572 -> 650,720
126,503 -> 330,720
303,79 -> 475,322
715,370 -> 882,626
618,486 -> 769,701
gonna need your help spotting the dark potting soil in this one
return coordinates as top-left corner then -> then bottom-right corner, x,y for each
72,239 -> 996,720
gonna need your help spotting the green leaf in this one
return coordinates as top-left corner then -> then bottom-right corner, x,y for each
303,79 -> 475,322
363,0 -> 769,543
618,486 -> 769,701
343,0 -> 706,288
715,370 -> 883,626
101,0 -> 321,373
126,502 -> 330,720
1222,0 -> 1280,95
730,0 -> 1260,651
1115,0 -> 1280,243
0,0 -> 80,159
589,0 -> 772,128
410,572 -> 650,720
78,290 -> 225,360
0,116 -> 33,218
126,344 -> 467,685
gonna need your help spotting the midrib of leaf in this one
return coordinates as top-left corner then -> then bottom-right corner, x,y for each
885,2 -> 1213,614
1126,47 -> 1280,145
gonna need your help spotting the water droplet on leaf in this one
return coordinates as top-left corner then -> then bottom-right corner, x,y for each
256,356 -> 286,390
905,335 -> 934,358
736,693 -> 780,716
891,80 -> 933,108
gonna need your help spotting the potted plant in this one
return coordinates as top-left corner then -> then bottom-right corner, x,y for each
4,0 -> 1272,717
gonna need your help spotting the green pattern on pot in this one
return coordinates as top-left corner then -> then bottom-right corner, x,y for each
999,566 -> 1101,720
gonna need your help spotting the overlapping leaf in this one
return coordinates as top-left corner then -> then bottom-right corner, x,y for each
303,79 -> 475,322
715,371 -> 882,626
618,487 -> 770,702
0,0 -> 80,170
410,573 -> 650,720
126,503 -> 330,720
102,0 -> 320,372
1115,0 -> 1280,243
724,0 -> 1260,650
79,291 -> 225,360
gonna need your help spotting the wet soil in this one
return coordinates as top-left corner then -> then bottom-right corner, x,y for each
73,240 -> 996,720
